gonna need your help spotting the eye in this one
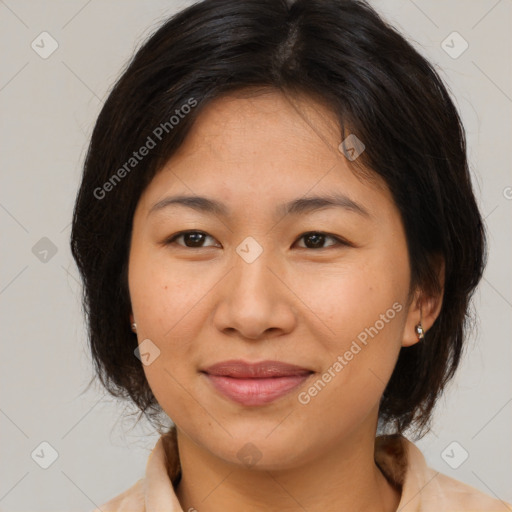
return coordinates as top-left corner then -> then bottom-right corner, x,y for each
294,231 -> 348,249
164,230 -> 349,250
165,230 -> 221,248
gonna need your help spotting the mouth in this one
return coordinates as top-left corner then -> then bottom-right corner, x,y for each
201,360 -> 314,406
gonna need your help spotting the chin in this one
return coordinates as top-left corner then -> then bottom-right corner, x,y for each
208,427 -> 317,471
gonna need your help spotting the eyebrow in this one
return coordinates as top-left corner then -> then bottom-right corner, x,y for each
148,193 -> 369,219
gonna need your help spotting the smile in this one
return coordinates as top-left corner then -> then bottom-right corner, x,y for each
201,359 -> 314,406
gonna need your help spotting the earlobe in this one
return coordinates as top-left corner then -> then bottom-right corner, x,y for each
402,262 -> 444,348
402,292 -> 443,346
402,299 -> 424,347
402,301 -> 428,347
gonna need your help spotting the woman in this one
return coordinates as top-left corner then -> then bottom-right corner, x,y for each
70,0 -> 510,510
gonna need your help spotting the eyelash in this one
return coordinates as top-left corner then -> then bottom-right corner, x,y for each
164,230 -> 351,250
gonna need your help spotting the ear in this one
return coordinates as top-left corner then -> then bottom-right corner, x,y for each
402,256 -> 445,347
130,312 -> 135,324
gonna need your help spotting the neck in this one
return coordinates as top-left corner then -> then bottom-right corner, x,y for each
174,421 -> 401,512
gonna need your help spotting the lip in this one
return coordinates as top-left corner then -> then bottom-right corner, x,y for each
201,360 -> 314,406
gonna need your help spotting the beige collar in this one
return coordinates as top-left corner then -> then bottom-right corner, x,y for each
98,426 -> 508,511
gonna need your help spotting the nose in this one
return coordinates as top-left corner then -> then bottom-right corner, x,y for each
212,248 -> 297,341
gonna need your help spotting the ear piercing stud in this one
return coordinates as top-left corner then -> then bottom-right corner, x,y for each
414,308 -> 425,341
415,322 -> 424,340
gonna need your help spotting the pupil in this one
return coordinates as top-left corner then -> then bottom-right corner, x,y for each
185,232 -> 204,247
306,233 -> 324,248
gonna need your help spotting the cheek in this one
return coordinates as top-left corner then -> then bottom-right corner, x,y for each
291,253 -> 409,349
290,249 -> 409,409
292,282 -> 406,440
128,245 -> 213,337
128,247 -> 218,412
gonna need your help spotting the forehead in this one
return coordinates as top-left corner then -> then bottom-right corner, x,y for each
177,89 -> 341,165
138,90 -> 393,218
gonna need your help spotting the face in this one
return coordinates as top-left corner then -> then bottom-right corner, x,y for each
128,90 -> 416,469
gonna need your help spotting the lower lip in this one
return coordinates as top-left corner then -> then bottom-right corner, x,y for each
204,373 -> 312,406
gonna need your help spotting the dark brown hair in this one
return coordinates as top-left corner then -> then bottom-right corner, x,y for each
70,0 -> 486,436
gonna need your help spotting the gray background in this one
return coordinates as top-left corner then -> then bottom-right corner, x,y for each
0,0 -> 511,510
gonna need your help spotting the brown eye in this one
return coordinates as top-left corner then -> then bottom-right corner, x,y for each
167,231 -> 220,248
295,232 -> 345,249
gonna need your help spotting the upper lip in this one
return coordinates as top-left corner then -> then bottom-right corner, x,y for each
202,360 -> 313,378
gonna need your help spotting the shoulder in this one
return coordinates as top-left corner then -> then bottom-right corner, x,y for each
91,478 -> 145,512
426,471 -> 511,512
375,434 -> 511,512
89,428 -> 181,512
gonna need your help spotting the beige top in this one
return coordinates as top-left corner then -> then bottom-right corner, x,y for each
94,427 -> 510,511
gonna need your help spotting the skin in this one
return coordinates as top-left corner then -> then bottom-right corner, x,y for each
128,89 -> 443,512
